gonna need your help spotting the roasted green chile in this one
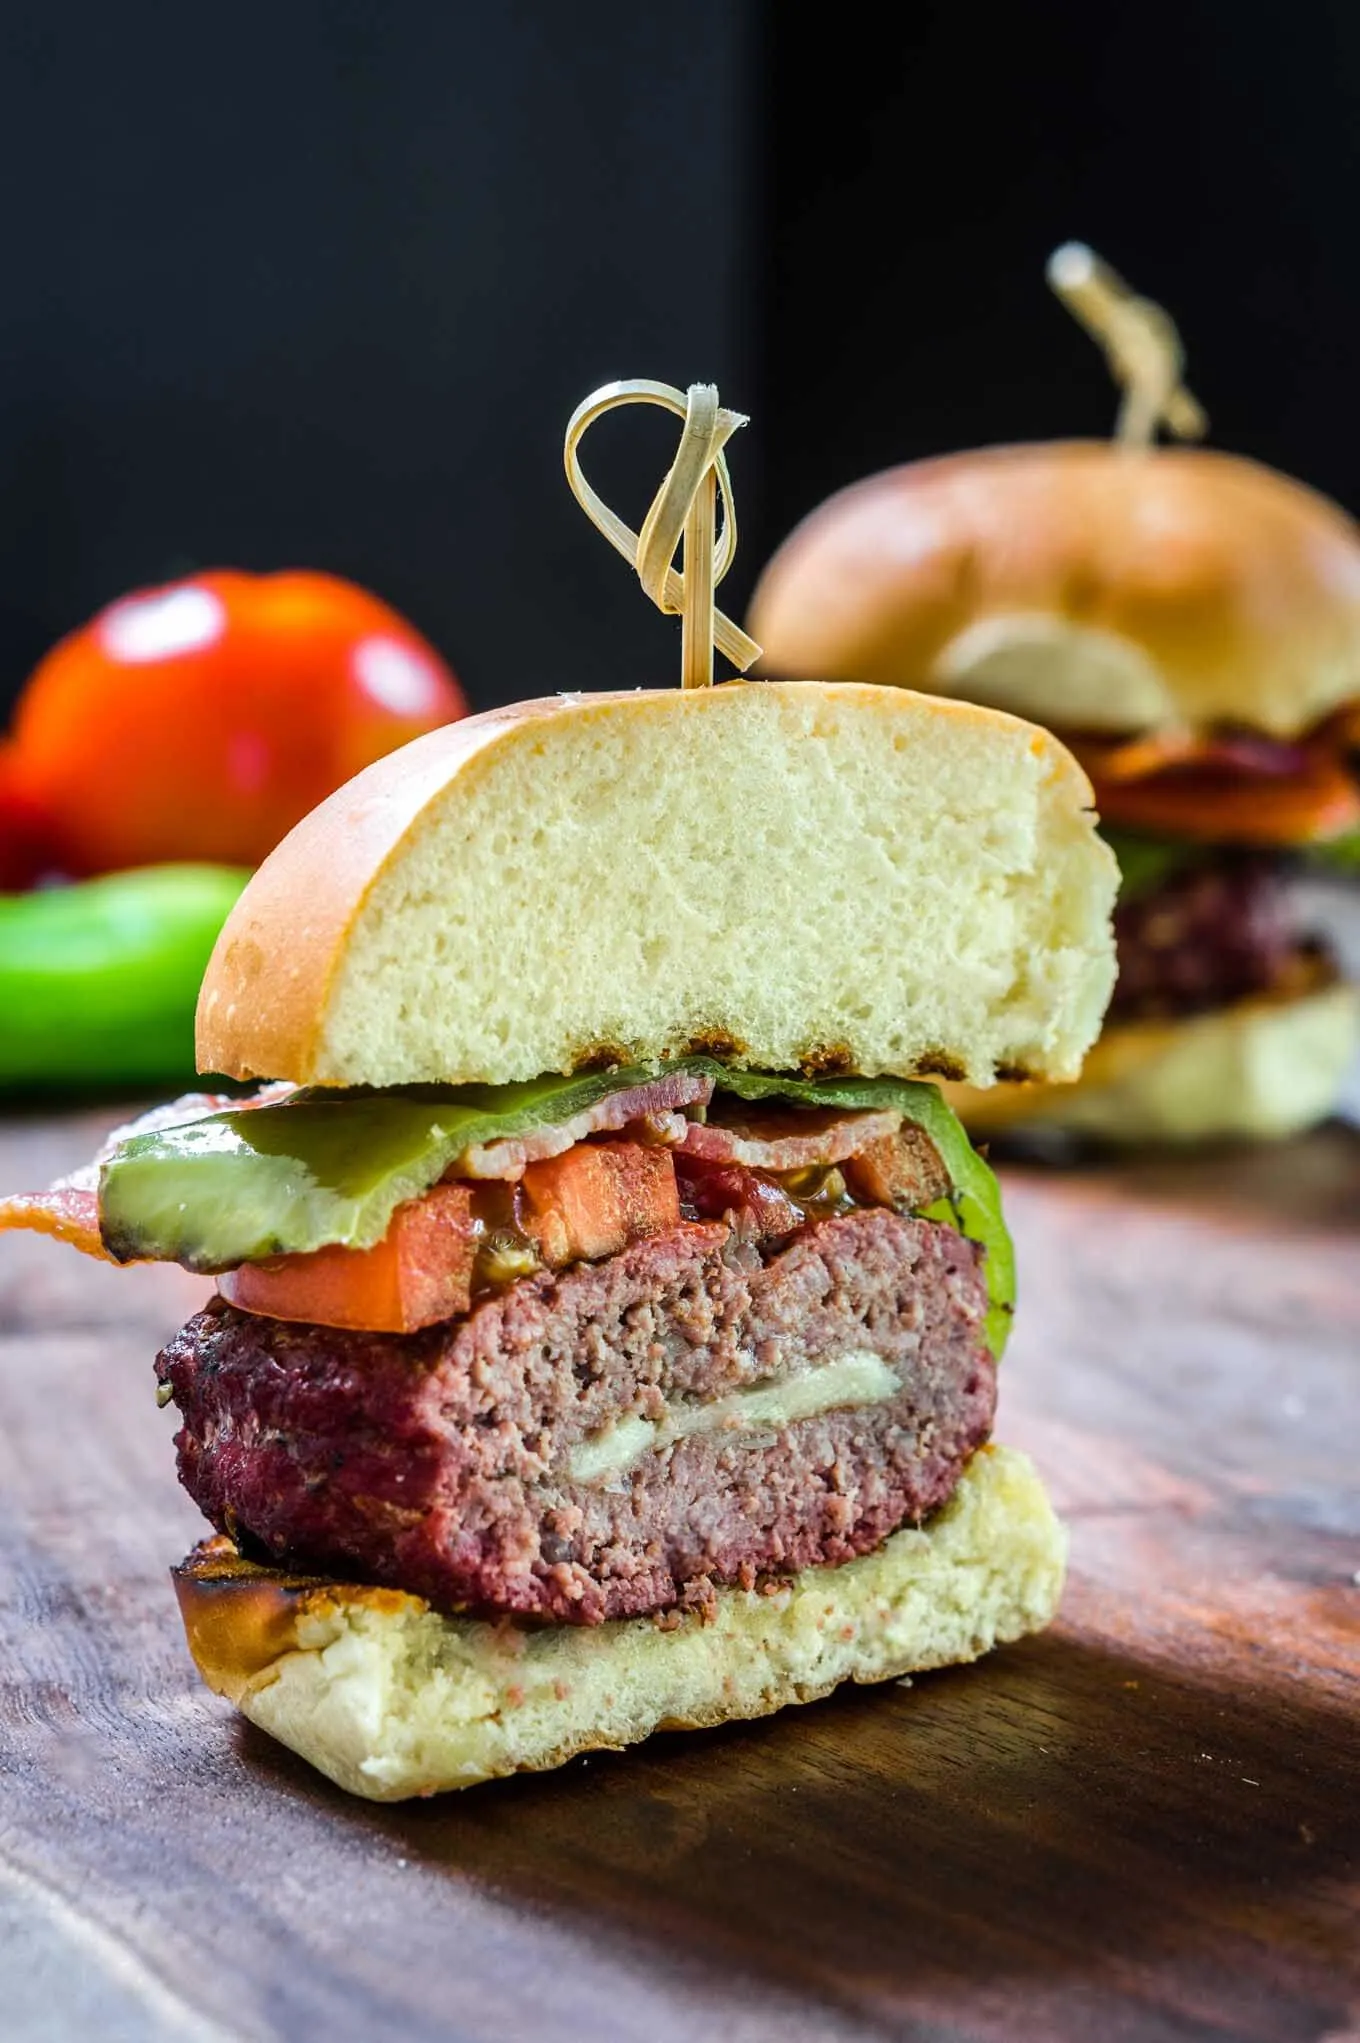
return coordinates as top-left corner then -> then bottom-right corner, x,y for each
99,1069 -> 642,1271
0,865 -> 249,1089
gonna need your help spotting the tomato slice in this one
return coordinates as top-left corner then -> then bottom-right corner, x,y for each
218,1182 -> 478,1333
1092,750 -> 1360,845
521,1141 -> 680,1266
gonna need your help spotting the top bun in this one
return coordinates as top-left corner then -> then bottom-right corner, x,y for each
748,444 -> 1360,740
197,681 -> 1116,1091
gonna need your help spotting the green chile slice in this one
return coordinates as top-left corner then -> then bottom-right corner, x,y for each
99,1059 -> 1014,1357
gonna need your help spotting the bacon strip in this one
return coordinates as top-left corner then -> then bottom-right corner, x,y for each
0,1187 -> 112,1260
455,1071 -> 714,1179
1093,751 -> 1360,846
1069,726 -> 1360,846
1076,728 -> 1314,785
678,1104 -> 902,1173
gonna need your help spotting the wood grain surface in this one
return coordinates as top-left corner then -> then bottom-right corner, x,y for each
1,1109 -> 1357,2043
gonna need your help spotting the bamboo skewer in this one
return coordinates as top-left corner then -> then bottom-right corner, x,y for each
564,378 -> 762,686
681,463 -> 718,689
1047,242 -> 1208,450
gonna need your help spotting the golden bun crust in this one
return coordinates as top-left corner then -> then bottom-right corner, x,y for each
748,444 -> 1360,740
196,680 -> 1116,1090
195,699 -> 536,1089
939,975 -> 1359,1144
172,1443 -> 1064,1801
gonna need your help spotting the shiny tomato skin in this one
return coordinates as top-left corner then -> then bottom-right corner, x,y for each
9,570 -> 468,874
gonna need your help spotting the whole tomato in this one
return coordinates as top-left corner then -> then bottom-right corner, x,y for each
0,741 -> 58,890
8,571 -> 468,875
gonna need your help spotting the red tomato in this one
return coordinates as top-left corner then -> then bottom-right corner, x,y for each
0,741 -> 59,889
8,571 -> 468,874
520,1142 -> 680,1265
217,1183 -> 479,1333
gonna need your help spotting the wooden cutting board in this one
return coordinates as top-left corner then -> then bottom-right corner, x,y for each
1,1111 -> 1356,2043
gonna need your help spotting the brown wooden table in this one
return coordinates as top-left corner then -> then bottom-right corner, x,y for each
1,1110 -> 1357,2043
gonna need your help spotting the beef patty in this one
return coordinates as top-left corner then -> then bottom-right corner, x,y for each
1110,856 -> 1309,1020
156,1208 -> 995,1626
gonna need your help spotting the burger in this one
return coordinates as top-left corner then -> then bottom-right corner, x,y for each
1,679 -> 1115,1798
748,445 -> 1360,1142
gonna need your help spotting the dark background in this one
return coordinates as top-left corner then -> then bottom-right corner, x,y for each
764,2 -> 1360,543
1,1 -> 1358,716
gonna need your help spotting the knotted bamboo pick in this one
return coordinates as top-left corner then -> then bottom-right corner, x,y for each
1047,242 -> 1208,450
564,379 -> 763,687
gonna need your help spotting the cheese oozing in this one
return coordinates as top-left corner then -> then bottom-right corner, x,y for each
566,1350 -> 901,1485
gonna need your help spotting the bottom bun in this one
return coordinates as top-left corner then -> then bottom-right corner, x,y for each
941,978 -> 1359,1146
172,1443 -> 1063,1801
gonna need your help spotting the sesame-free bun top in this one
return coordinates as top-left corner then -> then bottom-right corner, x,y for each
748,444 -> 1360,740
196,681 -> 1116,1091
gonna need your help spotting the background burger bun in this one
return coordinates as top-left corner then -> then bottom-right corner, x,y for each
196,681 -> 1117,1093
938,974 -> 1359,1145
748,444 -> 1360,741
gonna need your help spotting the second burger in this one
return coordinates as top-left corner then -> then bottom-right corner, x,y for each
749,255 -> 1360,1145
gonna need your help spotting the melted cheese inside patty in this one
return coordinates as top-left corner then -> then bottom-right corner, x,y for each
566,1351 -> 901,1484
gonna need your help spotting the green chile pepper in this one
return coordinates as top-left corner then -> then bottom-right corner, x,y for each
99,1060 -> 1015,1358
0,864 -> 249,1088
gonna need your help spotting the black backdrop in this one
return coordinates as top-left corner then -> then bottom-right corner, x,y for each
766,1 -> 1360,547
0,3 -> 762,710
2,2 -> 1359,717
